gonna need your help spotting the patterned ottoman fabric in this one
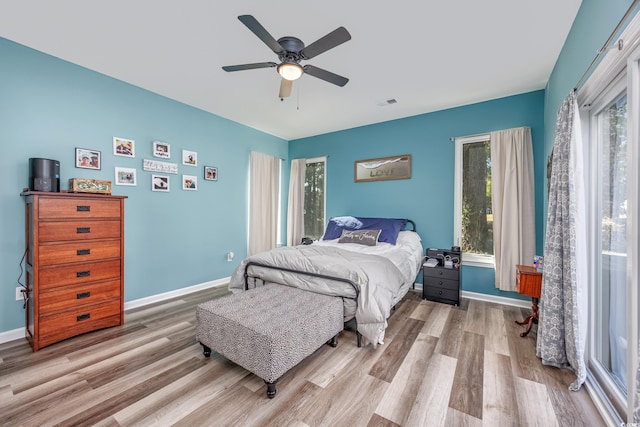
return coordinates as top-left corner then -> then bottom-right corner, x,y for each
196,283 -> 343,395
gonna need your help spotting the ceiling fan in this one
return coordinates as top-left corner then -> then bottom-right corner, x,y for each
222,15 -> 351,99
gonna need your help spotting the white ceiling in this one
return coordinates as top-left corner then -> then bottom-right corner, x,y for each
0,0 -> 582,140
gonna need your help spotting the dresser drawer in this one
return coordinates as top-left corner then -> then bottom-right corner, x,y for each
39,259 -> 121,290
39,240 -> 121,266
39,220 -> 121,242
38,197 -> 121,220
423,286 -> 459,303
424,276 -> 459,291
423,267 -> 459,281
39,279 -> 121,313
38,299 -> 122,347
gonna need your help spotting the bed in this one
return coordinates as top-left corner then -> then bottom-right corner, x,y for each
228,217 -> 424,347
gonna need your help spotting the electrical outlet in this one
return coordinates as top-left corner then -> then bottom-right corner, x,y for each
16,287 -> 23,301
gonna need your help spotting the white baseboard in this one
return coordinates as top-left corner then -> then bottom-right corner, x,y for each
413,282 -> 530,308
0,327 -> 25,345
461,290 -> 531,308
0,277 -> 231,345
124,277 -> 230,310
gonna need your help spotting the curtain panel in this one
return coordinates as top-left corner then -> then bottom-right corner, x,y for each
536,91 -> 587,391
490,126 -> 536,291
287,158 -> 306,247
248,151 -> 280,256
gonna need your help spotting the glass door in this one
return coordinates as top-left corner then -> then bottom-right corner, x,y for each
589,78 -> 629,416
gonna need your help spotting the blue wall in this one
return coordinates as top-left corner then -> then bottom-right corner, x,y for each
0,38 -> 287,334
543,0 -> 637,213
290,91 -> 545,299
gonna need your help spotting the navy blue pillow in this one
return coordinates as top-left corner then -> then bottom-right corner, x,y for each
322,216 -> 408,245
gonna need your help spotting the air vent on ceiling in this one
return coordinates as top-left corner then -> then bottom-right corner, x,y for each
377,98 -> 398,107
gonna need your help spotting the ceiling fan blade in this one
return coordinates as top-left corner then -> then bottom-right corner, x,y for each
303,65 -> 349,87
222,62 -> 277,72
238,15 -> 285,55
279,78 -> 292,99
300,27 -> 351,60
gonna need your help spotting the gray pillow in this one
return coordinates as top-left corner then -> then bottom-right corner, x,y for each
337,229 -> 382,246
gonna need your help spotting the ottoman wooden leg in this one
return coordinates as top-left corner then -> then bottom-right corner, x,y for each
265,381 -> 277,399
201,343 -> 212,357
327,334 -> 338,347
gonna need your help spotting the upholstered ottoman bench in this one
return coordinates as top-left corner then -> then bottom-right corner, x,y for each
196,283 -> 344,398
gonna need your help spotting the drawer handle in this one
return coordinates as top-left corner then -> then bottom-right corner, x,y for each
438,271 -> 443,275
77,249 -> 91,256
77,313 -> 90,321
77,205 -> 91,212
439,290 -> 443,295
77,291 -> 91,299
76,270 -> 90,278
439,281 -> 443,285
76,227 -> 91,234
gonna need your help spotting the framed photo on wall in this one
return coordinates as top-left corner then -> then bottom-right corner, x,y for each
75,147 -> 101,170
204,166 -> 218,181
115,167 -> 137,186
153,141 -> 171,159
182,150 -> 197,166
113,137 -> 135,158
182,174 -> 197,190
152,174 -> 170,192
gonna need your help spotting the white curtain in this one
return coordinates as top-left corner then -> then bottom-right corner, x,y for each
490,126 -> 536,291
248,151 -> 280,256
287,158 -> 306,246
536,91 -> 587,391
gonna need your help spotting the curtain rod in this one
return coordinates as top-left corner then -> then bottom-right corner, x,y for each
449,132 -> 489,142
449,126 -> 530,142
575,0 -> 640,91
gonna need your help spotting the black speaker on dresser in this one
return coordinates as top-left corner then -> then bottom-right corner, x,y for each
29,158 -> 60,192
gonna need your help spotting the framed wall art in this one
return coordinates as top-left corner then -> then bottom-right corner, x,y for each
75,147 -> 101,170
152,174 -> 170,192
115,167 -> 137,186
153,141 -> 170,159
204,166 -> 218,181
182,174 -> 197,190
113,137 -> 135,158
354,154 -> 411,182
182,149 -> 197,166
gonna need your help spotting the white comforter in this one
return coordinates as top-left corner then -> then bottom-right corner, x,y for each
228,231 -> 423,346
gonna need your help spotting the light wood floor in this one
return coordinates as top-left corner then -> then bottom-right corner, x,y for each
0,287 -> 604,426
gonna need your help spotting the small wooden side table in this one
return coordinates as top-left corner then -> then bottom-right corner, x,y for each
515,265 -> 542,337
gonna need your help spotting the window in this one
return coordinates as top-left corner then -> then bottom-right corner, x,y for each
303,157 -> 326,240
454,134 -> 494,266
578,13 -> 640,421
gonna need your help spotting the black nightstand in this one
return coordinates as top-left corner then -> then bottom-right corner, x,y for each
423,249 -> 461,306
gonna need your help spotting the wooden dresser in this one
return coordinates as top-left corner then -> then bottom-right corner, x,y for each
22,191 -> 126,351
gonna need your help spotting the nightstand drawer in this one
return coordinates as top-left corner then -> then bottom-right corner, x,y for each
423,276 -> 459,291
423,267 -> 459,281
423,286 -> 459,302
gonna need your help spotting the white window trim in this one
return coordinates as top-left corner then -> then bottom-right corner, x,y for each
453,133 -> 495,268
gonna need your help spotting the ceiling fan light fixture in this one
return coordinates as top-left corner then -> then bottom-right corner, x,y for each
278,62 -> 303,81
